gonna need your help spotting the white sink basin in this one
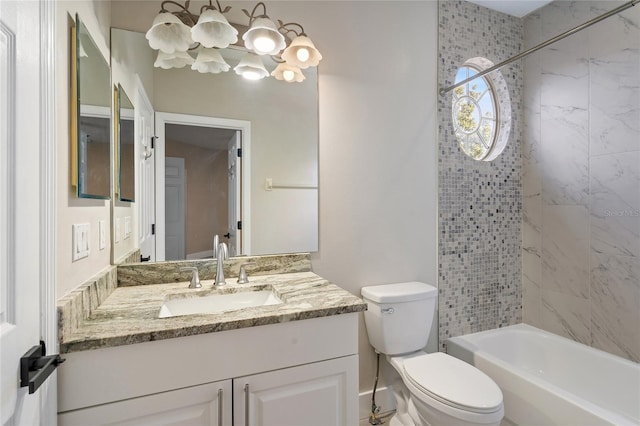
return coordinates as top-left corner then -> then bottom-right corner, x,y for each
159,288 -> 283,318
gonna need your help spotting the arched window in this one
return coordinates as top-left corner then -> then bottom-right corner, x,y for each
452,57 -> 511,161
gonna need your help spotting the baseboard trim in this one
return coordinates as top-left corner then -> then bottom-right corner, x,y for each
359,386 -> 395,421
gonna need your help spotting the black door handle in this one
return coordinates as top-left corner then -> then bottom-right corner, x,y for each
140,255 -> 151,262
20,341 -> 65,394
223,233 -> 231,238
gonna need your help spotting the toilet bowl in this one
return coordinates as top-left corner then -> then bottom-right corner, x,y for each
361,282 -> 504,426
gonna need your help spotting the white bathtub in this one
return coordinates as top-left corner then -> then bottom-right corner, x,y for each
446,324 -> 640,426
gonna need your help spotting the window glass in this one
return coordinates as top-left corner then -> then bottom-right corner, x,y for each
451,58 -> 510,162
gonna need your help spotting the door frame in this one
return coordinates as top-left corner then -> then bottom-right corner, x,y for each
40,0 -> 57,420
154,112 -> 251,260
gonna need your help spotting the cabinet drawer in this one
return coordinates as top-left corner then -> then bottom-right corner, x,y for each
58,380 -> 232,426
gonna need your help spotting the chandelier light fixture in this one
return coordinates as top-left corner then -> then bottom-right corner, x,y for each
145,0 -> 322,82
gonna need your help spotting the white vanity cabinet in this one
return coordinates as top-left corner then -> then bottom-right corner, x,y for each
58,314 -> 359,426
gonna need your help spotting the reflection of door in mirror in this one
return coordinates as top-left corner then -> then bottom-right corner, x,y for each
164,123 -> 241,260
165,157 -> 185,260
79,109 -> 110,196
136,83 -> 156,262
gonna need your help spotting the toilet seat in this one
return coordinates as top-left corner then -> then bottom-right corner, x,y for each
402,352 -> 503,414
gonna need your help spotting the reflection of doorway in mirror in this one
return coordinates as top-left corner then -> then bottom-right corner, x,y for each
165,123 -> 240,260
165,157 -> 185,260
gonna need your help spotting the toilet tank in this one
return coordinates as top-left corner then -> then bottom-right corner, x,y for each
361,282 -> 437,356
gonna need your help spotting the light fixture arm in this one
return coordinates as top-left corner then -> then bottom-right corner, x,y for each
242,2 -> 269,25
200,0 -> 231,15
278,21 -> 306,38
159,0 -> 198,25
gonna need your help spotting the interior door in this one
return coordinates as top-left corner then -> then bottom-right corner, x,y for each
226,132 -> 240,256
1,1 -> 56,424
165,157 -> 185,260
136,80 -> 155,261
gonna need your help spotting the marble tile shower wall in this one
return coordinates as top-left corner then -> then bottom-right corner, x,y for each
522,1 -> 639,362
438,1 -> 523,350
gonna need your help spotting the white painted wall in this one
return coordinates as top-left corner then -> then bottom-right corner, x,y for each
293,1 -> 439,393
56,1 -> 113,297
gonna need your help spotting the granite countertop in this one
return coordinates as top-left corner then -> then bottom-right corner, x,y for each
60,272 -> 367,354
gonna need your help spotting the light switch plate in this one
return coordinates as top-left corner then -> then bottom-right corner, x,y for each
124,216 -> 131,240
115,217 -> 121,243
98,220 -> 106,250
72,223 -> 90,261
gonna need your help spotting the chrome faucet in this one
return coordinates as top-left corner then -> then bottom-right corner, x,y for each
237,262 -> 257,284
180,267 -> 202,289
212,234 -> 219,259
214,242 -> 228,286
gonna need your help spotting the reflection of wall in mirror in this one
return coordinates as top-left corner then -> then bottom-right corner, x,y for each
166,139 -> 228,258
78,32 -> 110,108
86,136 -> 110,196
119,117 -> 135,200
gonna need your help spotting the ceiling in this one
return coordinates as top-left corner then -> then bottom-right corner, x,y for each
466,0 -> 554,17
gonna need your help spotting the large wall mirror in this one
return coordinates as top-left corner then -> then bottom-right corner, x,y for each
111,26 -> 318,261
72,15 -> 111,199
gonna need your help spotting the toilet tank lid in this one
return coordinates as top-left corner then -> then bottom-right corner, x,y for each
361,282 -> 437,303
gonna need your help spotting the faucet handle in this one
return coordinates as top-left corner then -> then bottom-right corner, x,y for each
180,267 -> 201,289
237,262 -> 257,284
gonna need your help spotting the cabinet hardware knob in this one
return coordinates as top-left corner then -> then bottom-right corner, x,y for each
217,388 -> 223,426
244,383 -> 250,426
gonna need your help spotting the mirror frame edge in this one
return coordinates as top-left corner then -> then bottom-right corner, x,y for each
72,13 -> 111,200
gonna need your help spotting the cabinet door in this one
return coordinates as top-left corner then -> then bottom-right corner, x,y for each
58,380 -> 232,426
234,355 -> 358,426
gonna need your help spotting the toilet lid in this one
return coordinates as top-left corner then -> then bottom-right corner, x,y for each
403,352 -> 503,414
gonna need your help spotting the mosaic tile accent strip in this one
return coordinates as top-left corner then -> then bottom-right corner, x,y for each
438,0 -> 523,350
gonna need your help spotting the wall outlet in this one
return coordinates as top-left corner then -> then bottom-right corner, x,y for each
115,217 -> 121,243
72,223 -> 90,261
98,220 -> 106,250
124,216 -> 131,240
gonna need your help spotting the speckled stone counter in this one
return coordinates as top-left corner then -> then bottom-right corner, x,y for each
59,271 -> 366,354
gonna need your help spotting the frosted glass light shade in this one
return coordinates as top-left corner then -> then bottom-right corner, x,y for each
282,35 -> 322,69
191,48 -> 230,74
191,9 -> 238,49
154,50 -> 195,69
234,53 -> 269,80
242,18 -> 286,55
271,62 -> 305,83
146,12 -> 193,54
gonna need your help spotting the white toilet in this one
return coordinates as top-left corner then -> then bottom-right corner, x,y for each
361,282 -> 504,426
